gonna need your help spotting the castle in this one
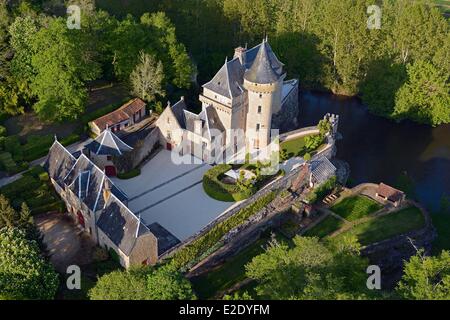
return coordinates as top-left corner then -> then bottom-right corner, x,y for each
157,38 -> 299,162
44,40 -> 300,268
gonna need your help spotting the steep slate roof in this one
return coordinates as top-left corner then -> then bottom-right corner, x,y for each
171,98 -> 187,129
146,222 -> 180,256
97,194 -> 151,255
242,40 -> 284,72
91,98 -> 146,132
309,156 -> 337,186
45,140 -> 77,188
63,154 -> 128,212
202,57 -> 245,99
202,39 -> 284,98
244,39 -> 283,84
85,128 -> 133,156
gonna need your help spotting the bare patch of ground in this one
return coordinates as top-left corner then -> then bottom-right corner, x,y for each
34,212 -> 96,273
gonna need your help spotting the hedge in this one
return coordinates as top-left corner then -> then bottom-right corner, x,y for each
117,168 -> 141,180
169,191 -> 276,269
203,164 -> 254,202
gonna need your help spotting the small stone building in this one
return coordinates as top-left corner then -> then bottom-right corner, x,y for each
375,183 -> 405,207
89,98 -> 147,136
308,156 -> 337,188
84,128 -> 133,176
45,139 -> 179,268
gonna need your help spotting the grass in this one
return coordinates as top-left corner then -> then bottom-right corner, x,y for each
190,233 -> 290,299
280,135 -> 310,158
330,195 -> 383,221
334,206 -> 425,246
303,215 -> 344,238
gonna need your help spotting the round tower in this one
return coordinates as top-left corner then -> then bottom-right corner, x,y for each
243,39 -> 285,151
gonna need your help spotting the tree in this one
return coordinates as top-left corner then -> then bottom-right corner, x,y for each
89,264 -> 196,300
245,235 -> 372,299
0,194 -> 19,228
396,250 -> 450,300
130,51 -> 165,103
88,267 -> 150,300
29,17 -> 101,120
146,264 -> 196,300
0,227 -> 59,300
394,60 -> 450,126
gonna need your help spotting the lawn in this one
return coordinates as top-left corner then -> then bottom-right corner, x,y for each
190,233 -> 290,299
330,195 -> 383,221
280,134 -> 321,158
334,206 -> 425,246
303,215 -> 345,238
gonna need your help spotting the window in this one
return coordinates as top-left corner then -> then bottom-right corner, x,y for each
167,117 -> 170,124
256,123 -> 260,131
107,155 -> 112,161
167,131 -> 171,140
259,93 -> 262,98
254,139 -> 260,149
257,105 -> 262,113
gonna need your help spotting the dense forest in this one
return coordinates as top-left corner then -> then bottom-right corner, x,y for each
0,0 -> 449,125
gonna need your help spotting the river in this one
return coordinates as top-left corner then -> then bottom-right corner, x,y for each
297,91 -> 450,213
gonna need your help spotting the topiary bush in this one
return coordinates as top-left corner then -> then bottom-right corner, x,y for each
202,164 -> 255,202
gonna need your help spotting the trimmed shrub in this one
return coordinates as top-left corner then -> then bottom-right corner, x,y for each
22,135 -> 54,162
0,125 -> 6,136
203,164 -> 255,202
117,168 -> 141,180
38,172 -> 49,182
60,133 -> 80,146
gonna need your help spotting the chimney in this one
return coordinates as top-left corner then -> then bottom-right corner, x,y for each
194,119 -> 202,135
103,178 -> 112,204
234,46 -> 247,66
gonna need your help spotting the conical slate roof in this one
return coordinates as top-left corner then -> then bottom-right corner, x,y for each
244,39 -> 282,84
85,128 -> 133,156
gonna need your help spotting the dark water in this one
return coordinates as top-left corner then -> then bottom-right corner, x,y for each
297,91 -> 450,212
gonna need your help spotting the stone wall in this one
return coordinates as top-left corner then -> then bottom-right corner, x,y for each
272,82 -> 299,132
361,205 -> 436,290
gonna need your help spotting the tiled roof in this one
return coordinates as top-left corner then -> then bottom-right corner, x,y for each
85,128 -> 133,156
309,156 -> 337,186
91,98 -> 146,132
376,183 -> 405,202
45,140 -> 77,188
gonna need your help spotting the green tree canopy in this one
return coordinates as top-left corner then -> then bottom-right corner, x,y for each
396,250 -> 450,300
130,51 -> 165,103
0,226 -> 59,300
89,264 -> 195,300
394,60 -> 450,126
245,235 -> 372,299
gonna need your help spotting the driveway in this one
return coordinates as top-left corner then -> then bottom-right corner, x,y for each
111,150 -> 235,241
34,212 -> 95,273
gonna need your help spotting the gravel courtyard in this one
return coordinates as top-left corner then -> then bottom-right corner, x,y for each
111,150 -> 235,241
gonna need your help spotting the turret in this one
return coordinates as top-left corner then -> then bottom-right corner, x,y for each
243,38 -> 285,151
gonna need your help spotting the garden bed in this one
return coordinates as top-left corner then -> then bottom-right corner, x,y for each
0,165 -> 64,214
330,195 -> 383,221
333,206 -> 425,246
303,215 -> 344,238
